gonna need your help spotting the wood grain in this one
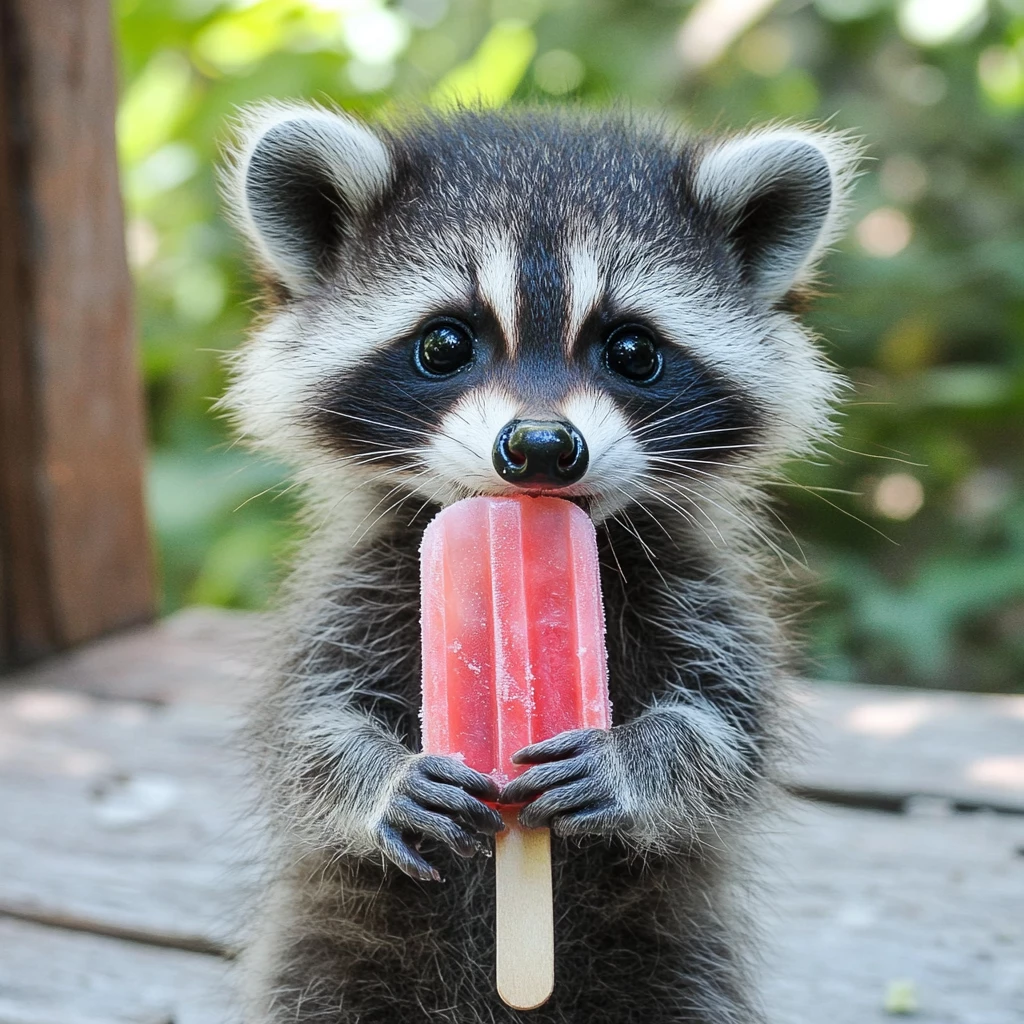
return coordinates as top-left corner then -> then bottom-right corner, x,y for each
789,681 -> 1024,812
494,811 -> 554,1010
0,0 -> 152,669
764,799 -> 1024,1024
0,916 -> 238,1024
0,612 -> 1021,1022
0,679 -> 261,951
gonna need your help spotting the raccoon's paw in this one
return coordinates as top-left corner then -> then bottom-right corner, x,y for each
372,754 -> 504,882
500,729 -> 635,838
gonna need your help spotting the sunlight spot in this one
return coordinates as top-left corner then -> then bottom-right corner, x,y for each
676,0 -> 777,72
126,218 -> 159,269
898,0 -> 987,47
845,699 -> 933,737
978,45 -> 1024,107
873,473 -> 924,520
10,691 -> 91,723
968,756 -> 1024,791
533,49 -> 585,95
1002,698 -> 1024,722
343,5 -> 409,64
856,207 -> 913,258
347,59 -> 395,92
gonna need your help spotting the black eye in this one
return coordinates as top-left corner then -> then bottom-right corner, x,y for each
604,327 -> 662,383
415,322 -> 475,377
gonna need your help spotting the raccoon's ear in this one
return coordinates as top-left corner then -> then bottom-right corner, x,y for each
693,129 -> 857,303
224,103 -> 392,298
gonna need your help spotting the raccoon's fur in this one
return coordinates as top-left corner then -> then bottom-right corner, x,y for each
220,104 -> 859,1023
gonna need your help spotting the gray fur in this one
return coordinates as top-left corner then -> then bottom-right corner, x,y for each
221,105 -> 859,1023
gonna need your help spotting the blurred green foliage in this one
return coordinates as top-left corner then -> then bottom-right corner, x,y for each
116,0 -> 1024,693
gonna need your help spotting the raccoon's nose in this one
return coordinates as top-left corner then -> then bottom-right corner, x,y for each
492,420 -> 589,488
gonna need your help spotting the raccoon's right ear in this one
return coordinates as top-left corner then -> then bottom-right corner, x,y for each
692,127 -> 859,303
224,104 -> 392,298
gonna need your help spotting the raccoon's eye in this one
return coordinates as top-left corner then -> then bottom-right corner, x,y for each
604,327 -> 662,384
415,322 -> 475,377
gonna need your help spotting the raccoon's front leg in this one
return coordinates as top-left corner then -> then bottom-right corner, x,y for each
277,705 -> 503,878
499,699 -> 758,849
372,751 -> 504,880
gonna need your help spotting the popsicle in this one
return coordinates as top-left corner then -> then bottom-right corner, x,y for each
420,495 -> 611,1010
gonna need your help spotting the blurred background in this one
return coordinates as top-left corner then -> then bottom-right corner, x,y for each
116,0 -> 1024,694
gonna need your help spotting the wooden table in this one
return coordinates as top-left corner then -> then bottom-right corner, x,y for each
1,608 -> 1021,1023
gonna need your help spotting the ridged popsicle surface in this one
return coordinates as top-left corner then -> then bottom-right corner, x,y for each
420,496 -> 610,786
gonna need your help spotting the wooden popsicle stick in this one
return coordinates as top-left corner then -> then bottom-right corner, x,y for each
494,809 -> 554,1010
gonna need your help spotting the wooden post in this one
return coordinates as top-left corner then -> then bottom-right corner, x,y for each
0,0 -> 153,669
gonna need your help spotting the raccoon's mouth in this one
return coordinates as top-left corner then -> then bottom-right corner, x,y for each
508,491 -> 594,515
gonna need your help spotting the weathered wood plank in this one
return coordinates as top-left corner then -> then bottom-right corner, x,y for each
7,607 -> 262,707
0,0 -> 152,669
0,916 -> 238,1024
2,611 -> 1022,1023
0,682 -> 260,950
25,609 -> 1024,810
764,800 -> 1024,1024
791,682 -> 1024,812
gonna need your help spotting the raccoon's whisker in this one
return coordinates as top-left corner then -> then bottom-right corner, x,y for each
765,476 -> 897,544
619,491 -> 675,544
301,457 -> 429,540
627,383 -> 699,430
823,438 -> 926,467
267,478 -> 305,504
598,521 -> 628,584
349,481 -> 419,541
407,480 -> 450,526
637,425 -> 764,447
373,390 -> 483,464
354,474 -> 434,547
646,441 -> 770,456
647,456 -> 749,473
643,435 -> 769,453
303,447 -> 423,474
617,508 -> 668,585
338,437 -> 427,455
633,396 -> 738,437
756,494 -> 808,566
303,465 -> 406,538
232,477 -> 295,513
607,505 -> 666,585
662,466 -> 809,566
342,450 -> 426,470
657,475 -> 802,573
633,478 -> 726,549
365,398 -> 447,435
312,407 -> 433,439
766,481 -> 861,496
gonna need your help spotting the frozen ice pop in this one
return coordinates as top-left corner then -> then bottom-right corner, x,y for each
420,494 -> 610,784
419,495 -> 611,1010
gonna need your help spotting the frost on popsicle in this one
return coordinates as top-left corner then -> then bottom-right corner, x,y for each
419,495 -> 610,787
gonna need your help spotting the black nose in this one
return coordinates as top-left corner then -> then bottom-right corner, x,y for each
492,420 -> 589,488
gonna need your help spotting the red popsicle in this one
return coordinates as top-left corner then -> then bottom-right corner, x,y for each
419,495 -> 611,1010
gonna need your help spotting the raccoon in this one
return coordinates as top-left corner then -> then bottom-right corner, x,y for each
220,103 -> 858,1023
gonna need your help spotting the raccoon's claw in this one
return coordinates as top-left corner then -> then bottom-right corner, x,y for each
500,728 -> 635,837
373,754 -> 504,880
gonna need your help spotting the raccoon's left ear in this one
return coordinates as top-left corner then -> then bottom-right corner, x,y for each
223,103 -> 393,298
693,128 -> 859,303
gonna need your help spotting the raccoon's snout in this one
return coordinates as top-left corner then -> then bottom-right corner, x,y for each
492,420 -> 589,489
